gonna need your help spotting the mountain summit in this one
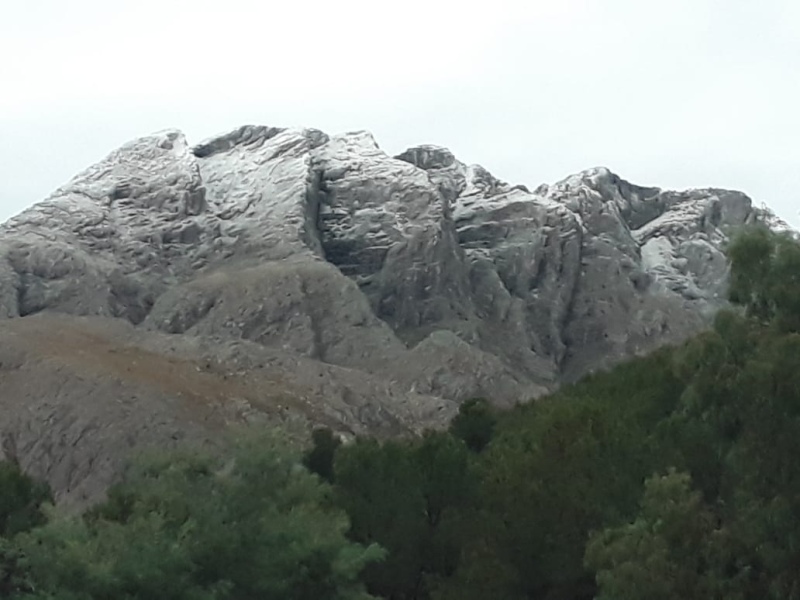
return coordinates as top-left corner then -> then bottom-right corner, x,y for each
0,125 -> 789,506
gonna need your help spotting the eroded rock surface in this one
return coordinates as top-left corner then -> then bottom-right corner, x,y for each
0,124 -> 791,504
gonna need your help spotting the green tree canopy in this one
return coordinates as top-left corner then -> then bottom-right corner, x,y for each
16,431 -> 383,600
585,470 -> 727,600
0,460 -> 51,538
334,432 -> 475,600
0,461 -> 51,598
727,227 -> 800,332
448,398 -> 496,453
304,427 -> 342,483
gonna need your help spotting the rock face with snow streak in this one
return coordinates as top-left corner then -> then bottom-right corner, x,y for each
0,124 -> 790,505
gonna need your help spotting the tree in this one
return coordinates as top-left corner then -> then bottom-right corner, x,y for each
585,470 -> 724,600
454,351 -> 683,600
0,538 -> 35,599
333,432 -> 475,600
0,460 -> 51,537
449,398 -> 496,453
304,427 -> 342,483
727,227 -> 800,332
0,461 -> 51,599
18,430 -> 383,600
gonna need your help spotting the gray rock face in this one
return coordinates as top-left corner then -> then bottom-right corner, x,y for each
0,124 -> 792,504
0,314 -> 453,509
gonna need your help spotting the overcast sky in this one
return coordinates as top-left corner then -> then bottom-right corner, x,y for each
2,0 -> 798,227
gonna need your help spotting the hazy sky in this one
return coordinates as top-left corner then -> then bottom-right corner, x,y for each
2,0 -> 798,227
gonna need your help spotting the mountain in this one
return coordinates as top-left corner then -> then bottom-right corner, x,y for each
0,124 -> 789,507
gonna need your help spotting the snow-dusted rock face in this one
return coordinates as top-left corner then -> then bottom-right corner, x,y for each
2,125 -> 789,387
0,124 -> 791,503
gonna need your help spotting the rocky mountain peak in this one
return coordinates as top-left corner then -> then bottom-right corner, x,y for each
0,124 -> 792,507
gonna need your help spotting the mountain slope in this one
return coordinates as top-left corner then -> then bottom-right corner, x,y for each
0,124 -> 790,505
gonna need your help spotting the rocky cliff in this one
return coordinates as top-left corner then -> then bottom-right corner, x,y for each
0,124 -> 790,507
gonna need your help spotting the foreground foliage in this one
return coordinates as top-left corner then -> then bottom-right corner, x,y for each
2,432 -> 382,599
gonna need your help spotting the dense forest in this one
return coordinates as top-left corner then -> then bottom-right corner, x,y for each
1,226 -> 799,599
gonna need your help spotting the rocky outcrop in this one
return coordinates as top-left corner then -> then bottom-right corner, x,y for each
0,124 -> 791,505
